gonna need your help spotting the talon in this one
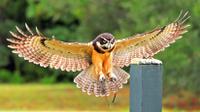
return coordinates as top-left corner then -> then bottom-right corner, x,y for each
109,73 -> 117,82
110,77 -> 117,82
99,73 -> 106,82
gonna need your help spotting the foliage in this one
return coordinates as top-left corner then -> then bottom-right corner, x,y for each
0,46 -> 10,67
39,75 -> 56,84
0,0 -> 199,93
0,70 -> 24,83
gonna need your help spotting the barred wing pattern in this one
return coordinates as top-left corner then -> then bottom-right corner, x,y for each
7,24 -> 93,72
113,11 -> 190,67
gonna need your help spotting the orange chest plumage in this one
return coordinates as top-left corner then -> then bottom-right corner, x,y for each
91,48 -> 113,78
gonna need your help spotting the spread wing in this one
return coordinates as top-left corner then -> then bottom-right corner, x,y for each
7,24 -> 93,72
113,11 -> 190,67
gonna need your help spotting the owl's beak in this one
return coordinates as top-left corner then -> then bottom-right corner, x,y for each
104,43 -> 113,49
96,41 -> 114,51
105,42 -> 114,49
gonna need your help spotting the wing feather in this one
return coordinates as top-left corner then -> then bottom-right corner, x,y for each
7,24 -> 92,72
113,11 -> 190,67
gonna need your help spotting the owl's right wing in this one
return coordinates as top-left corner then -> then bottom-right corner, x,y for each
7,24 -> 93,72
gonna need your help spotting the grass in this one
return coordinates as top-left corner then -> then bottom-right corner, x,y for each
0,84 -> 129,111
0,84 -> 199,112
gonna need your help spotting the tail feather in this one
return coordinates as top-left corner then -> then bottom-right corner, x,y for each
82,76 -> 92,92
82,81 -> 89,92
87,82 -> 94,95
94,82 -> 100,97
99,81 -> 110,96
104,82 -> 110,96
113,67 -> 130,84
112,67 -> 130,89
74,71 -> 85,88
108,81 -> 118,92
74,66 -> 130,97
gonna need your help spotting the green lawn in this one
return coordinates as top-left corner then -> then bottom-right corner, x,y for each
0,84 -> 129,111
0,84 -> 199,112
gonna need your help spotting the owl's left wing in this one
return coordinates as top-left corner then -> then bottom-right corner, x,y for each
113,11 -> 190,67
7,24 -> 93,72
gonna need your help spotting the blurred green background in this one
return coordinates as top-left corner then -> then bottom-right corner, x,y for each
0,0 -> 199,111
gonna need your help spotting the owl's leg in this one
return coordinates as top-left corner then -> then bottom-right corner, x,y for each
92,51 -> 106,81
94,62 -> 106,82
131,58 -> 162,65
103,55 -> 117,82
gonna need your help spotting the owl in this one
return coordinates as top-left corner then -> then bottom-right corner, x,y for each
7,11 -> 190,97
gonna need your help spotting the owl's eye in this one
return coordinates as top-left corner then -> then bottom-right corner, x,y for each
100,40 -> 107,44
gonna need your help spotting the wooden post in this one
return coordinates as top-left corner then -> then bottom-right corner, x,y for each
130,64 -> 163,112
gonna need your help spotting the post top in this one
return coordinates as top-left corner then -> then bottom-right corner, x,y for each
131,58 -> 163,65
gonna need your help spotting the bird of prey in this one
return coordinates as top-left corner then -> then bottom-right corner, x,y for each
7,11 -> 190,97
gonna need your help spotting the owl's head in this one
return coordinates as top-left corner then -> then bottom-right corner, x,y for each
93,33 -> 115,53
